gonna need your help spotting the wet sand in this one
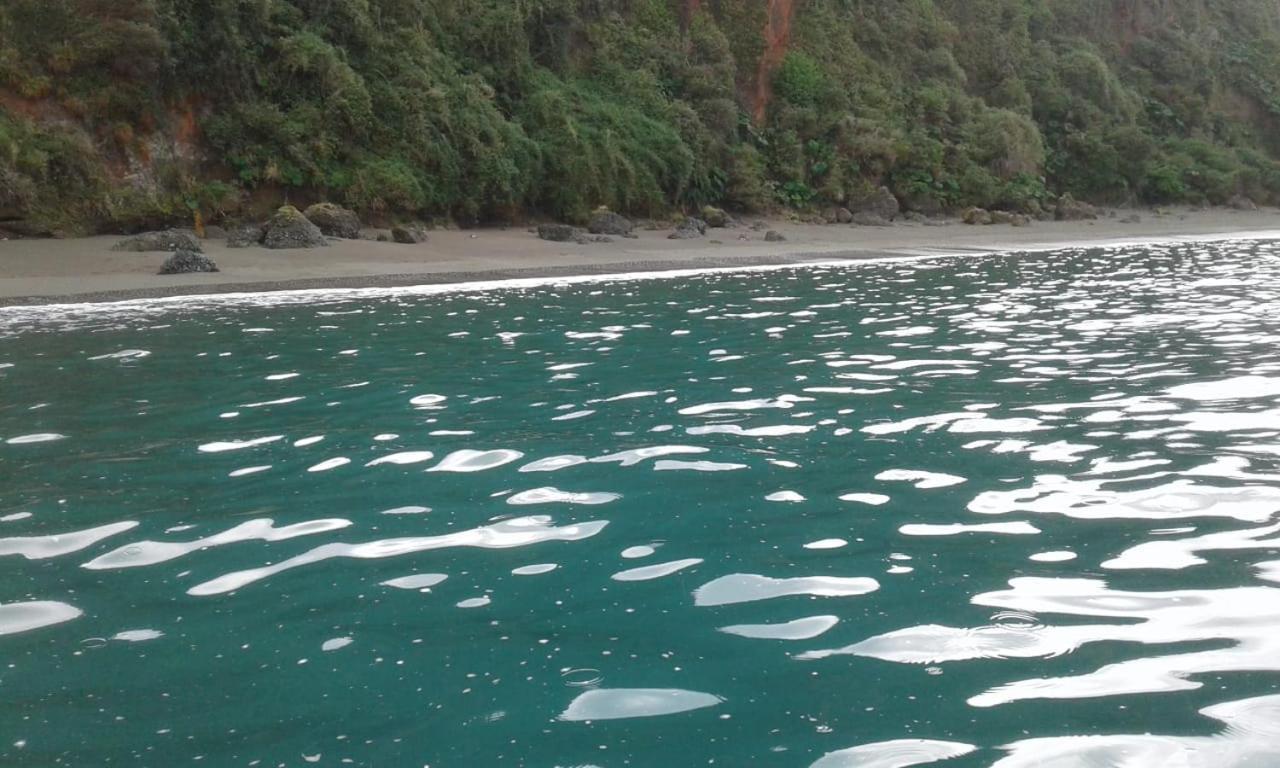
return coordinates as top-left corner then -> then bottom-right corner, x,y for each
1,208 -> 1279,306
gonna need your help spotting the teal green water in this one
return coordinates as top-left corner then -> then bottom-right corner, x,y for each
4,241 -> 1280,767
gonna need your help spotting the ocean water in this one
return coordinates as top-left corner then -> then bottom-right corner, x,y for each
3,239 -> 1280,767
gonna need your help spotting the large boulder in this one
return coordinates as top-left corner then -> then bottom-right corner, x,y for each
826,207 -> 854,224
226,223 -> 265,248
1054,194 -> 1098,221
852,186 -> 900,221
262,205 -> 329,249
158,249 -> 219,275
113,230 -> 202,253
764,230 -> 787,242
668,217 -> 708,240
962,207 -> 993,225
587,210 -> 634,236
392,224 -> 429,244
304,203 -> 362,239
537,223 -> 581,242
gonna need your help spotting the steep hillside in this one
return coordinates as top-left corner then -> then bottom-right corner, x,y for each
3,0 -> 1280,235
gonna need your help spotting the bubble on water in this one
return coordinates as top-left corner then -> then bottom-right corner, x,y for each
561,668 -> 603,688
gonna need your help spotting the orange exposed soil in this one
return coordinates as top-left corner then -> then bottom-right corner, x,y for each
753,0 -> 797,124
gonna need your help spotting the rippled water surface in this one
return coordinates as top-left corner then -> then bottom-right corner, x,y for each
4,241 -> 1280,766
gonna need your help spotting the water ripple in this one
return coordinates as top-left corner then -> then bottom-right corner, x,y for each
5,239 -> 1280,764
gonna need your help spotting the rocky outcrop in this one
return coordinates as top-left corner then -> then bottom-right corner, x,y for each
1055,194 -> 1099,221
112,230 -> 202,253
158,249 -> 219,274
962,207 -> 992,225
668,217 -> 708,239
764,230 -> 786,242
304,203 -> 362,239
587,210 -> 634,236
262,205 -> 329,249
852,186 -> 900,221
391,224 -> 429,244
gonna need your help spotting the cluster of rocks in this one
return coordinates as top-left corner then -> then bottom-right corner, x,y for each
217,202 -> 432,249
112,229 -> 216,275
535,208 -> 646,244
219,204 -> 336,250
114,201 -> 403,275
1053,194 -> 1098,221
533,205 -> 786,245
536,223 -> 613,244
961,208 -> 1032,227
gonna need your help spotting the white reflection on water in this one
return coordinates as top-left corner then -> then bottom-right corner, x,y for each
0,521 -> 138,560
83,518 -> 353,570
809,739 -> 976,768
806,576 -> 1280,710
993,694 -> 1280,767
694,574 -> 879,607
187,516 -> 608,595
559,688 -> 722,721
0,601 -> 82,636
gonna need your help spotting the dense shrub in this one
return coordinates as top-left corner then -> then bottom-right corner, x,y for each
2,0 -> 1280,233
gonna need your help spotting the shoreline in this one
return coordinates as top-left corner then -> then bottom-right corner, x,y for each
1,208 -> 1279,308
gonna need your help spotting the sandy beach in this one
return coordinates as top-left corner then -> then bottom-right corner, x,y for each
1,208 -> 1279,306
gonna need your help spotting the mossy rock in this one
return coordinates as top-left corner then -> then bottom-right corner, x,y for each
700,206 -> 730,228
304,203 -> 362,239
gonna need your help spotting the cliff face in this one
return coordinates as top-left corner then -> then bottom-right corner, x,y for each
2,0 -> 1280,235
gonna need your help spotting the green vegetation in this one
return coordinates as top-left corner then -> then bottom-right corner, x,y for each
2,0 -> 1280,234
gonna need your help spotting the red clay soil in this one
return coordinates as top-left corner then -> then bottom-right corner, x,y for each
753,0 -> 797,124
